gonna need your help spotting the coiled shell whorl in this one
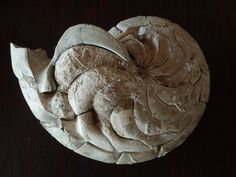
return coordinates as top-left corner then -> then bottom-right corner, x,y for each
11,16 -> 210,164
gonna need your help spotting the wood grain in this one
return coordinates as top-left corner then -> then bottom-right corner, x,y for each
0,0 -> 235,176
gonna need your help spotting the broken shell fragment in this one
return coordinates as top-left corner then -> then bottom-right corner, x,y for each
10,16 -> 210,164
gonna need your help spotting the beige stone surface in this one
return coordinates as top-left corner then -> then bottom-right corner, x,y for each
10,16 -> 210,164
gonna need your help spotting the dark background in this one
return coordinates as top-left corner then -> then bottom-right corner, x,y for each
0,0 -> 235,177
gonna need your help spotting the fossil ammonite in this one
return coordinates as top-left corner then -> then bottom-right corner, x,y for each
11,16 -> 210,164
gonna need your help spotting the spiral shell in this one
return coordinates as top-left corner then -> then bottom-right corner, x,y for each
11,16 -> 210,164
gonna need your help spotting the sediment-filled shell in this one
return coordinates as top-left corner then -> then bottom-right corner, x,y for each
11,16 -> 210,164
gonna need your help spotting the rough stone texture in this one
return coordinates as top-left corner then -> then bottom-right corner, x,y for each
10,16 -> 210,164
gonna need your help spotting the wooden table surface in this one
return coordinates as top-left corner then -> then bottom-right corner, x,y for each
0,0 -> 235,177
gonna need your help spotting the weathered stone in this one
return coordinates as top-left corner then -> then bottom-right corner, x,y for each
10,16 -> 210,164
